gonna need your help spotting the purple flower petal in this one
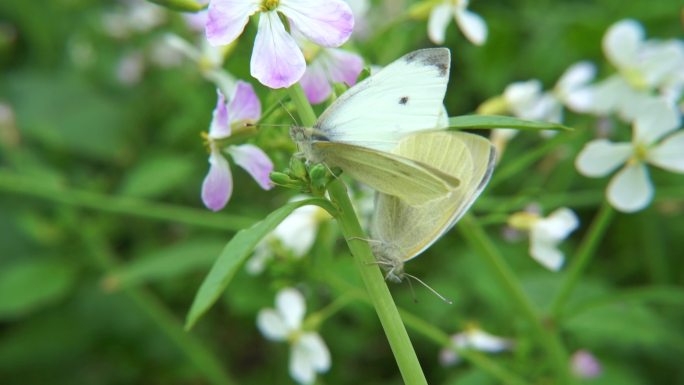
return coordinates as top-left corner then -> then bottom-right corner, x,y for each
300,60 -> 333,104
326,48 -> 363,86
229,144 -> 274,190
202,149 -> 233,211
206,0 -> 260,46
209,88 -> 231,138
228,80 -> 261,123
251,11 -> 306,89
279,0 -> 354,48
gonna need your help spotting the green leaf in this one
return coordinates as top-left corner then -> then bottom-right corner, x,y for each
185,198 -> 335,330
447,115 -> 572,132
104,238 -> 227,290
118,153 -> 198,199
0,259 -> 77,319
144,0 -> 206,12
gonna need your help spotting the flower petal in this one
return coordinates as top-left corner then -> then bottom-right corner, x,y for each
607,163 -> 653,213
273,203 -> 321,256
251,11 -> 306,88
276,288 -> 306,331
529,231 -> 565,271
575,139 -> 633,177
326,48 -> 364,87
571,350 -> 602,379
454,7 -> 487,46
299,60 -> 333,104
602,19 -> 643,69
201,149 -> 232,211
467,329 -> 513,352
209,88 -> 230,138
632,97 -> 681,145
503,80 -> 543,118
280,0 -> 354,48
537,208 -> 579,240
648,131 -> 684,173
206,0 -> 260,46
228,144 -> 274,190
257,309 -> 289,341
228,80 -> 261,123
297,332 -> 331,372
290,343 -> 315,385
427,3 -> 453,45
556,61 -> 596,94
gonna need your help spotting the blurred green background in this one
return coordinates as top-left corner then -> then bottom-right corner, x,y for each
1,0 -> 683,384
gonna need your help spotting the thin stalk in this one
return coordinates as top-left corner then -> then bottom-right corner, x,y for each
0,170 -> 255,231
550,202 -> 614,317
288,83 -> 428,384
458,214 -> 572,384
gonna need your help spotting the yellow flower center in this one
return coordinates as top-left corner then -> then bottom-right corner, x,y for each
621,67 -> 649,91
261,0 -> 279,11
507,212 -> 540,231
628,142 -> 649,166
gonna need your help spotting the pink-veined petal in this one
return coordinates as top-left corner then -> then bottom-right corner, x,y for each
575,139 -> 633,177
648,131 -> 684,173
602,19 -> 643,69
427,3 -> 453,45
279,0 -> 353,48
257,309 -> 289,341
300,60 -> 333,104
206,0 -> 260,46
607,163 -> 653,213
454,7 -> 487,46
228,144 -> 274,190
251,11 -> 306,88
276,288 -> 306,331
201,149 -> 233,211
209,88 -> 231,138
326,48 -> 364,86
228,80 -> 261,123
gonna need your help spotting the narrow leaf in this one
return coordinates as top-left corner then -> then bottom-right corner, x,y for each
447,115 -> 572,132
185,198 -> 335,330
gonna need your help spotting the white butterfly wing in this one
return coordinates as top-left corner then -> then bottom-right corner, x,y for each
314,48 -> 451,152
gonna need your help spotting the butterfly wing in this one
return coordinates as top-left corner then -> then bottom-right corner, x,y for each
371,131 -> 495,263
314,48 -> 450,152
312,140 -> 460,206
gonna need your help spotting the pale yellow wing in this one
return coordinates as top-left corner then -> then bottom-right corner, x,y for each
371,131 -> 495,267
312,140 -> 460,206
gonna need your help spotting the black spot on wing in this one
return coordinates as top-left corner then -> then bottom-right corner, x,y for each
399,96 -> 409,105
403,48 -> 450,77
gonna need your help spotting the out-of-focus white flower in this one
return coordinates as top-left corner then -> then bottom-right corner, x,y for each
508,207 -> 579,271
585,19 -> 684,122
571,350 -> 602,379
257,288 -> 331,385
116,51 -> 145,85
102,0 -> 166,39
576,99 -> 683,213
428,0 -> 487,46
246,197 -> 331,275
439,324 -> 513,366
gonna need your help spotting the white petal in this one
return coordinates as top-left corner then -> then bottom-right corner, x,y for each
529,236 -> 565,271
602,19 -> 643,69
537,208 -> 579,240
556,61 -> 596,93
563,86 -> 594,113
273,205 -> 320,256
467,330 -> 513,352
245,241 -> 273,275
289,343 -> 315,385
632,97 -> 681,145
251,12 -> 306,89
276,288 -> 306,330
587,76 -> 631,115
297,332 -> 331,372
454,8 -> 487,46
607,164 -> 654,213
257,309 -> 289,341
279,0 -> 354,47
427,3 -> 453,45
206,0 -> 260,46
575,139 -> 633,177
503,80 -> 543,118
648,131 -> 684,173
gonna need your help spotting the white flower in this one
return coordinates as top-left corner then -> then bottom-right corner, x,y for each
257,288 -> 331,385
428,0 -> 487,46
246,197 -> 331,274
586,19 -> 684,122
576,99 -> 684,213
508,207 -> 579,271
439,325 -> 513,366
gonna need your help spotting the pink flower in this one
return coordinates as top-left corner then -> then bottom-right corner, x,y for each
299,48 -> 363,104
571,350 -> 602,379
202,81 -> 274,211
206,0 -> 354,89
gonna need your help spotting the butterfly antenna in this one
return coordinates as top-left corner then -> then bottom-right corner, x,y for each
278,99 -> 300,126
405,276 -> 419,303
404,273 -> 453,305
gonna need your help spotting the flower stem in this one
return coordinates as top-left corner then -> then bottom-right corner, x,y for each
287,83 -> 428,384
550,202 -> 614,317
458,214 -> 572,384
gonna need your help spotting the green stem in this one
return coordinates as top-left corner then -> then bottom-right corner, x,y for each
79,220 -> 234,385
287,84 -> 317,127
550,202 -> 614,318
458,214 -> 571,384
0,170 -> 255,231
